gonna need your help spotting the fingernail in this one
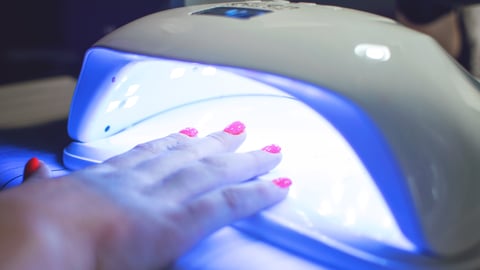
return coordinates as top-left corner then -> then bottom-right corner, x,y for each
272,177 -> 292,188
262,144 -> 281,154
23,157 -> 41,181
179,127 -> 198,137
223,121 -> 245,135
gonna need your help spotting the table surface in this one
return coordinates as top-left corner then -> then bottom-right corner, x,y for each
0,76 -> 75,188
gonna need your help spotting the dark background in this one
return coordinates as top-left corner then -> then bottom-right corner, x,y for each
0,0 -> 395,85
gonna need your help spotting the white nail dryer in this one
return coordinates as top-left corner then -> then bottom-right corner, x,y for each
63,1 -> 480,269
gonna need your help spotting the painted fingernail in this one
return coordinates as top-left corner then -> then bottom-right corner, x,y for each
179,127 -> 198,137
262,144 -> 281,154
223,121 -> 245,135
23,157 -> 41,181
272,177 -> 292,188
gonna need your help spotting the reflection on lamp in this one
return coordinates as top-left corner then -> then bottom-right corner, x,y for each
170,67 -> 186,79
106,100 -> 121,113
354,44 -> 391,61
126,84 -> 140,96
201,66 -> 217,76
123,96 -> 140,108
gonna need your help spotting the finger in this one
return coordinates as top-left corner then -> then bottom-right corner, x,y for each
151,148 -> 282,201
22,158 -> 51,183
136,132 -> 248,183
172,179 -> 291,244
105,132 -> 194,168
106,121 -> 246,169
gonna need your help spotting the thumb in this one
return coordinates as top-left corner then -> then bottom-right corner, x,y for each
22,157 -> 51,183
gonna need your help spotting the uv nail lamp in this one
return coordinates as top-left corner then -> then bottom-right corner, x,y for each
64,1 -> 480,269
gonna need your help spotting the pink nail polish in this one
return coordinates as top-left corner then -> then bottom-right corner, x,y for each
262,144 -> 281,154
179,127 -> 198,137
272,177 -> 292,188
223,121 -> 245,135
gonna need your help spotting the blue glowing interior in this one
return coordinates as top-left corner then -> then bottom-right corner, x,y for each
66,47 -> 425,267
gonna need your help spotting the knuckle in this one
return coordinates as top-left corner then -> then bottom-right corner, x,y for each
254,182 -> 271,199
248,151 -> 278,175
132,133 -> 190,155
133,141 -> 160,155
199,156 -> 228,168
169,143 -> 200,159
220,187 -> 243,215
198,157 -> 230,180
206,133 -> 229,149
165,133 -> 190,147
165,134 -> 200,156
184,199 -> 214,221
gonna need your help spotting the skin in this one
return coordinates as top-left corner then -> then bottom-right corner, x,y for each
0,123 -> 289,270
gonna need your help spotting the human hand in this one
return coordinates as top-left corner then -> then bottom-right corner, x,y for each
0,121 -> 290,270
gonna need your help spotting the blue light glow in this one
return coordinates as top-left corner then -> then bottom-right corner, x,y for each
66,47 -> 427,269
